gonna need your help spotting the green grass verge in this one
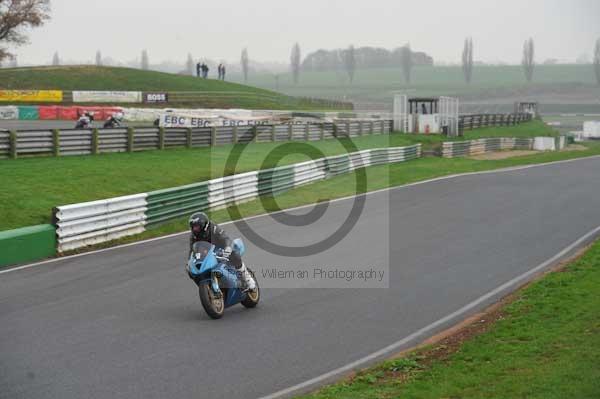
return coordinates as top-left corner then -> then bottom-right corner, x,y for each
0,120 -> 574,231
0,133 -> 397,230
0,65 -> 348,110
297,238 -> 600,399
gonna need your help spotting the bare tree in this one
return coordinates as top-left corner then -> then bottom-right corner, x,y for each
52,51 -> 59,66
400,44 -> 412,84
462,37 -> 473,84
594,38 -> 600,86
185,53 -> 193,76
141,49 -> 149,70
96,50 -> 102,66
343,45 -> 356,83
522,38 -> 535,82
290,42 -> 301,84
0,0 -> 51,62
241,47 -> 249,83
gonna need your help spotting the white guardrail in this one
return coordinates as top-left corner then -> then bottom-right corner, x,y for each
53,145 -> 421,252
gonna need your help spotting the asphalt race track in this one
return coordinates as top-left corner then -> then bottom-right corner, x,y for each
1,157 -> 600,399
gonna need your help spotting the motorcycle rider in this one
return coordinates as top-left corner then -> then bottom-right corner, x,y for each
75,111 -> 94,129
188,212 -> 256,291
103,112 -> 123,128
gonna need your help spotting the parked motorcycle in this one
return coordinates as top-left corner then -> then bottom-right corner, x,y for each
187,238 -> 260,319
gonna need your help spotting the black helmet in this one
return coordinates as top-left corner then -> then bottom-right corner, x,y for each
189,212 -> 209,234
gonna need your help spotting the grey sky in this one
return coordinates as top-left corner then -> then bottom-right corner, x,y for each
13,0 -> 600,66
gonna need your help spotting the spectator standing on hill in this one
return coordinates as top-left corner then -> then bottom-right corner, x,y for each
217,64 -> 223,79
204,64 -> 210,78
196,62 -> 201,77
221,64 -> 226,81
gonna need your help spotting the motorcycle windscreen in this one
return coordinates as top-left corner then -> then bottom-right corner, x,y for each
192,241 -> 213,262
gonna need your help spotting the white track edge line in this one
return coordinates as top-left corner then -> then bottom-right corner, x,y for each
2,153 -> 599,276
259,223 -> 600,399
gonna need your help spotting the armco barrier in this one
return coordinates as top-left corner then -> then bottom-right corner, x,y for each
0,130 -> 9,159
458,113 -> 533,132
4,120 -> 392,159
53,194 -> 148,252
441,137 -> 535,158
0,224 -> 56,267
54,144 -> 421,252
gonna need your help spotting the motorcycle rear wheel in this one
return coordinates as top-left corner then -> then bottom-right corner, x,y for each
199,281 -> 225,319
241,268 -> 260,309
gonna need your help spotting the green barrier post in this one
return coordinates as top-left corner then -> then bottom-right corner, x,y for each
158,127 -> 165,150
52,129 -> 60,157
127,127 -> 134,152
211,127 -> 217,147
187,128 -> 193,148
92,128 -> 99,155
9,130 -> 17,159
233,126 -> 238,144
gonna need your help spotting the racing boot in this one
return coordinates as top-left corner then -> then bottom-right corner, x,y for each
239,262 -> 256,292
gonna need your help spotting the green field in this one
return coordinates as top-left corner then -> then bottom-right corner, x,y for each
298,237 -> 600,399
0,120 -> 564,231
228,64 -> 599,110
0,66 -> 350,110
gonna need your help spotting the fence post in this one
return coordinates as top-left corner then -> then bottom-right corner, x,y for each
288,124 -> 293,141
253,126 -> 258,142
271,125 -> 276,142
305,123 -> 310,141
9,130 -> 17,159
52,129 -> 60,157
186,128 -> 193,148
158,127 -> 165,150
127,127 -> 134,153
370,121 -> 374,135
233,125 -> 238,144
211,127 -> 217,147
380,121 -> 384,134
346,122 -> 351,137
320,123 -> 325,140
92,128 -> 99,155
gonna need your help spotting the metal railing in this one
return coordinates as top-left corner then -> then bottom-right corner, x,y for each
1,120 -> 393,159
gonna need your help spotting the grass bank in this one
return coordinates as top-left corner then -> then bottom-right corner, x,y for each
0,65 -> 349,110
298,237 -> 600,399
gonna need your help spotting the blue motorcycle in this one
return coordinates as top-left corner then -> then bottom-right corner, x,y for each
187,238 -> 260,319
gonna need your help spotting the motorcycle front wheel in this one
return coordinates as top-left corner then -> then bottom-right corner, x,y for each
199,281 -> 225,319
241,268 -> 260,309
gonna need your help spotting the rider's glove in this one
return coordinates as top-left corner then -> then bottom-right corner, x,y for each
222,246 -> 232,258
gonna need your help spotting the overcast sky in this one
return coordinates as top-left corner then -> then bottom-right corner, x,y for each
12,0 -> 600,66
